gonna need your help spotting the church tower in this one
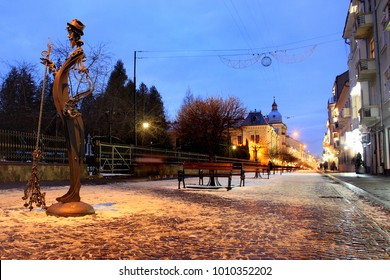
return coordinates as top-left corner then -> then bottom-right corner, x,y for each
267,98 -> 287,156
268,97 -> 283,124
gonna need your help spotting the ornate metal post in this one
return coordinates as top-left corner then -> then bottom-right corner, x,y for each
22,39 -> 53,211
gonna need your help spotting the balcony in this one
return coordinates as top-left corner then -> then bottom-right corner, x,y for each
355,13 -> 373,39
357,58 -> 376,82
359,105 -> 380,126
343,5 -> 357,38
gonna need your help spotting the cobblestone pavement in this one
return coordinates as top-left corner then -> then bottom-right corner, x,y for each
0,171 -> 389,260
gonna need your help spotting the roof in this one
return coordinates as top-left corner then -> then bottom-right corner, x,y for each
268,111 -> 283,123
268,98 -> 283,123
241,111 -> 269,126
333,70 -> 349,102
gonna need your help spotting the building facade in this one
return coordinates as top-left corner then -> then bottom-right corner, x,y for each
323,71 -> 357,171
231,100 -> 315,167
230,109 -> 279,164
342,0 -> 390,174
266,99 -> 288,156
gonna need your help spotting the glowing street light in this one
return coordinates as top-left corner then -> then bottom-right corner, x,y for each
141,122 -> 150,146
142,122 -> 150,129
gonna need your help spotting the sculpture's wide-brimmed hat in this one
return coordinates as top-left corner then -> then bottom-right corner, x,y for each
67,19 -> 85,36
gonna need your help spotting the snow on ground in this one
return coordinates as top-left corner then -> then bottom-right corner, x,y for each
0,172 -> 389,260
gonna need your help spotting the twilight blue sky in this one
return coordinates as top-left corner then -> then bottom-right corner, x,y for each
0,0 -> 350,157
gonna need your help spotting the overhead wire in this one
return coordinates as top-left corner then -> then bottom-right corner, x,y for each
222,0 -> 255,52
136,0 -> 342,72
137,37 -> 341,60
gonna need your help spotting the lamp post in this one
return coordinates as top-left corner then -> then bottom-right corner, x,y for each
106,109 -> 114,144
142,122 -> 150,146
133,51 -> 137,146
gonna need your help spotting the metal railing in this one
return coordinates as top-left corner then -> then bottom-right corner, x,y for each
95,141 -> 210,174
1,130 -> 255,174
0,129 -> 67,163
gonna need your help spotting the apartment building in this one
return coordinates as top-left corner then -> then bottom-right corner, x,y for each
324,71 -> 357,172
342,0 -> 390,174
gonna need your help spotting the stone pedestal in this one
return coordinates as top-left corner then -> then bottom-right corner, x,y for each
46,201 -> 95,217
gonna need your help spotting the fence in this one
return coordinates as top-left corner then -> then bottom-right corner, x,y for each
95,141 -> 211,174
1,129 -> 253,174
0,129 -> 67,163
94,142 -> 256,174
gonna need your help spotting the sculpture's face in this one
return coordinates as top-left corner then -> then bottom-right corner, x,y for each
67,27 -> 78,48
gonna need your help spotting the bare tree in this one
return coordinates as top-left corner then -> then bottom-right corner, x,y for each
175,94 -> 246,160
51,40 -> 112,97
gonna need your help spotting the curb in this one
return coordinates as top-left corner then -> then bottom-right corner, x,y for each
321,172 -> 390,211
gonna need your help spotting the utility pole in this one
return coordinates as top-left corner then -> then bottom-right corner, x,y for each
133,51 -> 137,146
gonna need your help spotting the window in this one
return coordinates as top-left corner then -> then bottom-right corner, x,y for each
383,2 -> 390,26
385,81 -> 390,101
380,28 -> 388,51
237,135 -> 242,145
255,135 -> 260,144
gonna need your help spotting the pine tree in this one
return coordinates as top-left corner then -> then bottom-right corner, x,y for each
0,64 -> 39,131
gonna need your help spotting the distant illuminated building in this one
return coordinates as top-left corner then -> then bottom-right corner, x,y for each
323,71 -> 357,171
230,109 -> 278,164
230,99 -> 313,167
266,98 -> 287,155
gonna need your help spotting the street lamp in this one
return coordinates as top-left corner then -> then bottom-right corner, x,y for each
106,109 -> 114,144
133,51 -> 137,146
141,122 -> 150,146
142,122 -> 150,129
229,144 -> 237,158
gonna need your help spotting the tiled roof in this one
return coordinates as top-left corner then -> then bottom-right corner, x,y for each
241,111 -> 269,126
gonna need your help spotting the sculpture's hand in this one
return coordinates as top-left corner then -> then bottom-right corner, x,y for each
40,57 -> 56,73
40,39 -> 56,74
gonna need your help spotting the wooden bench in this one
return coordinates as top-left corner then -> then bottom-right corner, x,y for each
271,165 -> 299,174
242,163 -> 270,179
178,162 -> 245,190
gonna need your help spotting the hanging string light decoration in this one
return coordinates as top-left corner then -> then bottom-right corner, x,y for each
219,44 -> 317,69
271,45 -> 317,64
219,54 -> 261,69
261,55 -> 272,67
